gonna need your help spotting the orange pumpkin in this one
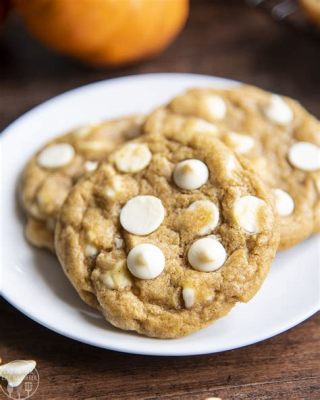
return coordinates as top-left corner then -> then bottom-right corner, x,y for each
14,0 -> 189,66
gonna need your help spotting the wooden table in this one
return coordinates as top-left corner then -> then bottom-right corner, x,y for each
0,1 -> 319,399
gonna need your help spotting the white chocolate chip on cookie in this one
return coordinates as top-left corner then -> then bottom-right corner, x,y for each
188,237 -> 227,272
37,143 -> 75,169
224,132 -> 255,154
84,160 -> 98,172
264,95 -> 293,125
201,95 -> 227,120
273,188 -> 295,217
173,159 -> 209,190
85,244 -> 98,257
120,195 -> 165,235
104,177 -> 123,199
114,237 -> 124,249
188,119 -> 218,135
100,260 -> 132,290
233,195 -> 268,233
225,155 -> 239,177
188,200 -> 219,235
113,143 -> 152,173
127,243 -> 165,279
206,293 -> 215,302
182,287 -> 195,308
288,142 -> 320,171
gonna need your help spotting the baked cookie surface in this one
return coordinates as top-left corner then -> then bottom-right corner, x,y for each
20,115 -> 144,251
144,85 -> 320,249
55,129 -> 279,338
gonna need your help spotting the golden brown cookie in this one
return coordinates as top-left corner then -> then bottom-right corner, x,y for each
55,129 -> 279,338
144,85 -> 320,250
20,115 -> 144,251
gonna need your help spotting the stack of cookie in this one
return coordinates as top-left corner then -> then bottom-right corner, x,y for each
19,85 -> 320,338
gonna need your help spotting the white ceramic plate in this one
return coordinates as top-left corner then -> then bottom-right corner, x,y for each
1,73 -> 319,356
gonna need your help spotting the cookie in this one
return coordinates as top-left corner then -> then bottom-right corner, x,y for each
144,85 -> 320,250
20,115 -> 144,251
300,0 -> 320,27
55,129 -> 279,338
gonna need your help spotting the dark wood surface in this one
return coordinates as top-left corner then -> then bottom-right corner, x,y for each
0,1 -> 319,399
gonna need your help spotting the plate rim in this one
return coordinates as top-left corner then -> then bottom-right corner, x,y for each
1,72 -> 239,136
1,290 -> 319,357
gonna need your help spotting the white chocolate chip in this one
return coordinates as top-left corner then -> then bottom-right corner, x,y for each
188,119 -> 219,135
206,293 -> 215,302
224,132 -> 255,154
114,237 -> 124,249
201,95 -> 227,120
104,177 -> 123,199
37,143 -> 75,169
120,195 -> 165,235
100,260 -> 132,290
105,188 -> 117,199
173,159 -> 209,190
113,143 -> 152,173
264,95 -> 293,125
127,243 -> 165,279
188,237 -> 227,272
288,142 -> 320,171
273,188 -> 295,217
102,271 -> 132,290
225,155 -> 239,176
233,195 -> 267,233
84,160 -> 98,172
0,360 -> 36,388
85,244 -> 98,257
182,287 -> 195,308
188,200 -> 219,235
29,204 -> 42,219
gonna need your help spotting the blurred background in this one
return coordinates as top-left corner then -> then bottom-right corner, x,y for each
0,0 -> 319,133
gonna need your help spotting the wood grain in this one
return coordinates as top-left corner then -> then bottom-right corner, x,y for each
0,1 -> 319,399
0,300 -> 319,400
